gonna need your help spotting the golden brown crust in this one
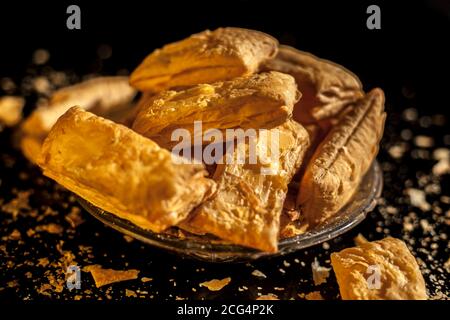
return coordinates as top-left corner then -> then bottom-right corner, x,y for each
22,76 -> 136,137
132,71 -> 299,147
297,89 -> 386,225
262,45 -> 363,124
185,120 -> 310,252
331,237 -> 427,300
130,27 -> 278,92
38,107 -> 216,232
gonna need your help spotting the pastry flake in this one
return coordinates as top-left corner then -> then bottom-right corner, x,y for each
262,45 -> 363,124
84,265 -> 140,288
331,237 -> 427,300
199,277 -> 231,291
38,107 -> 216,232
297,88 -> 386,225
130,27 -> 278,92
132,71 -> 299,147
186,120 -> 310,252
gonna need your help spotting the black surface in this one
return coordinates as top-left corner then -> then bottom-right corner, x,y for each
0,0 -> 449,300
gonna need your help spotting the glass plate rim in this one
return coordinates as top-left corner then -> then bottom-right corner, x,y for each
77,160 -> 383,261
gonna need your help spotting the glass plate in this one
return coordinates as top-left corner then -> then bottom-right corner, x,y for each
78,161 -> 382,262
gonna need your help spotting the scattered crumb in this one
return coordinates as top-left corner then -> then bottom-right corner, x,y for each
26,228 -> 36,237
414,135 -> 434,148
386,206 -> 398,215
36,223 -> 64,235
311,258 -> 331,286
256,293 -> 279,300
125,289 -> 137,297
65,207 -> 84,228
444,258 -> 450,273
0,96 -> 25,126
84,265 -> 140,288
274,287 -> 285,291
251,269 -> 267,279
199,277 -> 231,291
354,233 -> 369,246
420,219 -> 434,233
123,235 -> 134,243
8,229 -> 21,240
37,257 -> 50,267
406,188 -> 431,211
33,49 -> 50,65
432,149 -> 450,176
141,277 -> 153,283
305,291 -> 323,300
1,190 -> 32,218
388,144 -> 406,159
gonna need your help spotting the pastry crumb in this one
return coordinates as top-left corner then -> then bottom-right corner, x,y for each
199,277 -> 231,291
84,265 -> 140,288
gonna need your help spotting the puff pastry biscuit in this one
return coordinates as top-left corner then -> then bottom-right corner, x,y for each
186,120 -> 310,252
130,27 -> 278,92
22,76 -> 136,137
331,237 -> 427,300
262,45 -> 363,124
38,107 -> 216,232
297,89 -> 386,225
132,71 -> 299,147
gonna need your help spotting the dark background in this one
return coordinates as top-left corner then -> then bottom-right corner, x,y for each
0,0 -> 449,112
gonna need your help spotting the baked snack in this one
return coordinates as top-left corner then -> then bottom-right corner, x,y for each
132,71 -> 299,147
130,27 -> 278,92
331,237 -> 427,300
22,76 -> 136,136
185,120 -> 310,252
262,45 -> 363,124
38,107 -> 216,232
297,88 -> 385,225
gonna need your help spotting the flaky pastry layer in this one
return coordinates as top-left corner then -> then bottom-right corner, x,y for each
38,107 -> 216,232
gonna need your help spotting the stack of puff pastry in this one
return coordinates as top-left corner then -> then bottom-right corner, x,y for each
22,28 -> 385,252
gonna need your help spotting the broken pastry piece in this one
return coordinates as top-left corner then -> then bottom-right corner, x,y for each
130,27 -> 278,92
38,107 -> 215,232
298,88 -> 386,226
132,71 -> 299,147
262,45 -> 363,124
331,237 -> 427,300
185,120 -> 310,252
